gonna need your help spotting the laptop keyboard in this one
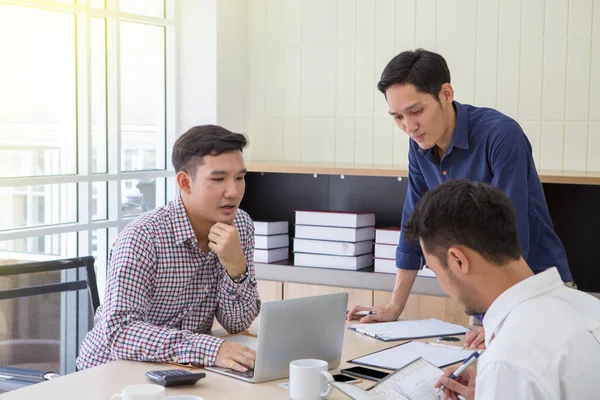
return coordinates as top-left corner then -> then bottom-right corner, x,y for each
227,369 -> 254,379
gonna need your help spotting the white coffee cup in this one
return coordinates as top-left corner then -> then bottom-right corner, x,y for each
110,384 -> 165,400
163,396 -> 204,400
289,359 -> 334,400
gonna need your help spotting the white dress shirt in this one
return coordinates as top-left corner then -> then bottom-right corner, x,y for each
476,267 -> 600,400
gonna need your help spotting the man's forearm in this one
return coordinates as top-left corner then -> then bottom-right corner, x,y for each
389,268 -> 419,316
106,318 -> 223,366
216,277 -> 261,333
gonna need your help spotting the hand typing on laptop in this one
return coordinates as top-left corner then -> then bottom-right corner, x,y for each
205,293 -> 347,383
215,341 -> 256,373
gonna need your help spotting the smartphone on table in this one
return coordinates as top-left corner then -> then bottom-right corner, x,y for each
339,366 -> 389,382
331,373 -> 361,384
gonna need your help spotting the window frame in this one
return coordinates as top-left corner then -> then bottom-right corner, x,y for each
0,0 -> 178,301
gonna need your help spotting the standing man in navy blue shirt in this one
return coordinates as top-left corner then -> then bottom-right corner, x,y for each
347,49 -> 575,348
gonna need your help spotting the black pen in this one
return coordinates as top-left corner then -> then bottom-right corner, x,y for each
436,336 -> 461,342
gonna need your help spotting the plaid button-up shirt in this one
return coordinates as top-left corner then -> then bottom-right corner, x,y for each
76,195 -> 261,370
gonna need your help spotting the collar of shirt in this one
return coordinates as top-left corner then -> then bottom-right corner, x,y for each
482,267 -> 563,347
172,194 -> 198,245
419,101 -> 470,159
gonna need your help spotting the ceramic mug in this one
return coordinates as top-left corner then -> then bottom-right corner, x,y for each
289,359 -> 334,400
110,384 -> 165,400
163,396 -> 204,400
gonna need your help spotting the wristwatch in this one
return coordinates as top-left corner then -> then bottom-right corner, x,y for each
232,273 -> 248,284
231,267 -> 248,284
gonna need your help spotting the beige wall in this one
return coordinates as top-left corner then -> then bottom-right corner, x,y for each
241,0 -> 600,171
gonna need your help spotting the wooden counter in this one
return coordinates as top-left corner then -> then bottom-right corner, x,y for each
247,160 -> 600,185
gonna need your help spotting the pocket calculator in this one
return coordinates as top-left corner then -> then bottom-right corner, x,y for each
145,369 -> 206,387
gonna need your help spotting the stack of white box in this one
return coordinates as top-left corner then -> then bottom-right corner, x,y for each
374,227 -> 436,277
293,211 -> 375,270
253,221 -> 289,263
373,227 -> 400,273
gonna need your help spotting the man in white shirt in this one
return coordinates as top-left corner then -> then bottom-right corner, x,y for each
402,179 -> 600,400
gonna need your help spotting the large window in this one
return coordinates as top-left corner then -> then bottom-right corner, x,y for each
0,0 -> 177,302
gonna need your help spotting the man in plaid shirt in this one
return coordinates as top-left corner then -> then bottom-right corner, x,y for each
76,125 -> 261,373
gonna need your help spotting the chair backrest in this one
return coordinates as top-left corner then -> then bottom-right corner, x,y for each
0,256 -> 100,312
0,256 -> 99,392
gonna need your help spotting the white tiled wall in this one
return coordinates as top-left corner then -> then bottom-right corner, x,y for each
243,0 -> 600,171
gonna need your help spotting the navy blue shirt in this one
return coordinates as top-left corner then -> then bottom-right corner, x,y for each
397,101 -> 573,282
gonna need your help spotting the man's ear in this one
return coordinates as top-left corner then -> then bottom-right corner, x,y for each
439,83 -> 454,104
447,245 -> 469,276
176,171 -> 192,194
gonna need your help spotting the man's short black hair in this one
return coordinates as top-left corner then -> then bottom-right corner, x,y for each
403,180 -> 522,267
172,125 -> 248,176
377,48 -> 451,99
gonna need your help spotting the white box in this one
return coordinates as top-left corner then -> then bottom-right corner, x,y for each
295,211 -> 375,228
375,227 -> 400,245
254,221 -> 289,235
294,253 -> 373,270
293,239 -> 373,256
254,247 -> 289,263
255,234 -> 289,250
294,225 -> 375,242
374,243 -> 396,259
374,257 -> 397,274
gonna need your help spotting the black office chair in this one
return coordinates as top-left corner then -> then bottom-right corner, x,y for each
0,256 -> 99,393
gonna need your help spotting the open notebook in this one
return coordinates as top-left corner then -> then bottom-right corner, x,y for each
332,357 -> 443,400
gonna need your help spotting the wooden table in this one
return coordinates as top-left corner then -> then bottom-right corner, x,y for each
0,322 -> 468,400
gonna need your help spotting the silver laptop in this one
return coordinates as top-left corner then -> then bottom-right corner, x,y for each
205,292 -> 348,383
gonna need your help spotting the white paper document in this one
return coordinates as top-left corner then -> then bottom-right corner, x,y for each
349,318 -> 470,341
332,358 -> 443,400
393,358 -> 443,400
351,341 -> 472,370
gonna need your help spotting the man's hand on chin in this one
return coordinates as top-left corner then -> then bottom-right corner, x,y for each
208,222 -> 247,279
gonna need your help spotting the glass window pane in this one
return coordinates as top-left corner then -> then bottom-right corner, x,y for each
90,0 -> 105,7
121,178 -> 162,217
92,18 -> 107,174
165,0 -> 175,19
92,182 -> 108,221
0,288 -> 62,374
0,5 -> 76,178
0,184 -> 77,231
0,232 -> 77,261
120,0 -> 164,18
120,21 -> 165,171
